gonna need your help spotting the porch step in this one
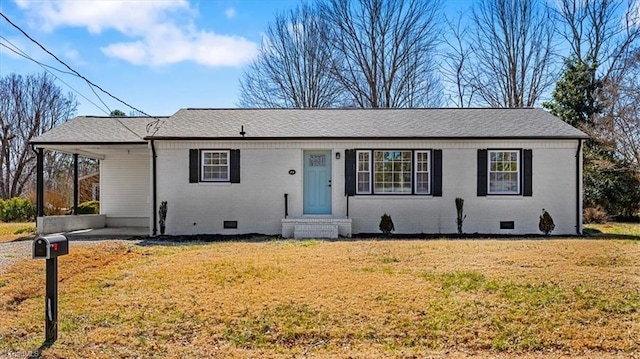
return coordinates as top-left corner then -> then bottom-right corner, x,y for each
294,224 -> 338,239
282,218 -> 352,239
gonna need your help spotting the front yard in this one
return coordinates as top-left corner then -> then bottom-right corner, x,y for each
1,234 -> 638,358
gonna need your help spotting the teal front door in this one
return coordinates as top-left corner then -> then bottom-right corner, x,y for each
303,150 -> 332,214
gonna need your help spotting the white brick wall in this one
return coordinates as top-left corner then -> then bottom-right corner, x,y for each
153,139 -> 582,236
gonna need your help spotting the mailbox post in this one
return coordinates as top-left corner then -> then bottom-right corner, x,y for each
33,234 -> 68,343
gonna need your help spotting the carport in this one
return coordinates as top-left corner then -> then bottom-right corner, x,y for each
30,116 -> 160,236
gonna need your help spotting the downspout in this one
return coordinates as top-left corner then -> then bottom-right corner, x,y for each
346,195 -> 349,218
151,140 -> 158,236
576,139 -> 582,235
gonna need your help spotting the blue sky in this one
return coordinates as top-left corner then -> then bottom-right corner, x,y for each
0,0 -> 316,116
0,1 -> 511,116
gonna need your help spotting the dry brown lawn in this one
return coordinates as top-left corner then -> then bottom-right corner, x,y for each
0,222 -> 35,243
1,238 -> 639,358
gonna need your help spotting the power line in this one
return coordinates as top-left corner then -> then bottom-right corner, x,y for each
0,11 -> 165,135
0,38 -> 111,115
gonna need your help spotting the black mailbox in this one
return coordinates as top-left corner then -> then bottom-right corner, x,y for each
33,234 -> 69,259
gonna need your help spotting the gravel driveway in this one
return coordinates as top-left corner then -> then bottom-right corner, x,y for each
0,238 -> 142,273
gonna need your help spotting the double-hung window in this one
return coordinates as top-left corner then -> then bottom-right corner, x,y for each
189,149 -> 240,184
356,151 -> 371,194
201,150 -> 230,181
414,151 -> 430,194
488,150 -> 520,194
477,149 -> 530,196
352,149 -> 439,195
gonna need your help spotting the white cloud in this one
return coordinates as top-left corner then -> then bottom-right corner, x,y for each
14,0 -> 258,67
225,7 -> 236,19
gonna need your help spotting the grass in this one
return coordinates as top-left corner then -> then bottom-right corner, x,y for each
584,222 -> 640,238
1,238 -> 639,358
0,222 -> 36,243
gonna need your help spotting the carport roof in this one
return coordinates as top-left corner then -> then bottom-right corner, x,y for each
31,116 -> 163,145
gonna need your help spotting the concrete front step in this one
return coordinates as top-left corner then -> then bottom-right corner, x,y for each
294,224 -> 338,239
282,218 -> 352,239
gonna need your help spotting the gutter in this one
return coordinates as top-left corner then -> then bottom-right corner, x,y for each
143,135 -> 589,141
151,140 -> 158,236
576,139 -> 582,235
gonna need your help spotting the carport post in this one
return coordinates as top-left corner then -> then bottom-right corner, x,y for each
36,148 -> 44,217
73,154 -> 78,215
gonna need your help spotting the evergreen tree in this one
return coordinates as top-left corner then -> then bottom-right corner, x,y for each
543,58 -> 601,127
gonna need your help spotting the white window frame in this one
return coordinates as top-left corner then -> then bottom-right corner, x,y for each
414,150 -> 431,194
373,150 -> 413,194
488,150 -> 520,194
201,150 -> 230,182
356,150 -> 372,194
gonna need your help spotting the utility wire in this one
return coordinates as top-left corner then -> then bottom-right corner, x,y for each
0,11 -> 165,136
0,39 -> 111,115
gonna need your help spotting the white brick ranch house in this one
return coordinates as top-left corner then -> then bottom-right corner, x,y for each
31,108 -> 588,238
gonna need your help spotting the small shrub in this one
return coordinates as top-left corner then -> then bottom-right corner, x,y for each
539,209 -> 555,236
455,197 -> 466,234
0,197 -> 36,222
159,201 -> 168,235
583,206 -> 609,224
379,213 -> 395,235
77,200 -> 100,214
14,226 -> 36,235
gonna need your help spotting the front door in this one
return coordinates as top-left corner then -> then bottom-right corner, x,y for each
303,150 -> 332,214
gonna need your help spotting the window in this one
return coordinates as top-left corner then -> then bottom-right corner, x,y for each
415,151 -> 430,194
356,150 -> 371,194
189,149 -> 240,184
488,150 -> 520,194
201,150 -> 229,181
346,149 -> 441,196
351,150 -> 437,195
374,150 -> 412,193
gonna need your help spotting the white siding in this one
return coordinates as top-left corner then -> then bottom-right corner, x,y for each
155,139 -> 582,236
100,150 -> 150,226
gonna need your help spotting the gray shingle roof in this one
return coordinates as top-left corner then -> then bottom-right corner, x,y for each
32,108 -> 588,144
151,108 -> 588,139
31,116 -> 164,144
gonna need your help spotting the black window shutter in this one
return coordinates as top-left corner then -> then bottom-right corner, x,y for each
345,149 -> 356,196
523,149 -> 533,196
477,149 -> 487,196
230,149 -> 241,183
432,149 -> 442,196
189,149 -> 199,183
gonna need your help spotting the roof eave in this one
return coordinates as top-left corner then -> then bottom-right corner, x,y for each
30,141 -> 149,146
145,135 -> 589,141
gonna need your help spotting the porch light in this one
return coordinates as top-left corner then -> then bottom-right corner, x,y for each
335,152 -> 341,159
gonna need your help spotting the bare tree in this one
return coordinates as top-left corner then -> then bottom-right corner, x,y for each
0,73 -> 77,199
321,0 -> 443,108
441,13 -> 475,107
554,0 -> 640,80
239,3 -> 343,108
596,50 -> 640,175
464,0 -> 555,107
